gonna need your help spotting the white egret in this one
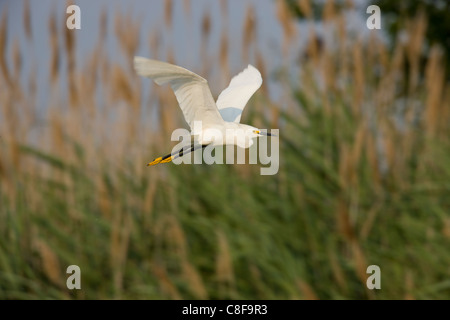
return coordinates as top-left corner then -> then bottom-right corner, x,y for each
134,57 -> 274,166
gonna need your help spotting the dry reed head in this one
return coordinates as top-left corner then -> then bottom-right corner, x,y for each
405,11 -> 427,90
34,238 -> 63,287
202,10 -> 211,41
164,0 -> 173,29
351,240 -> 368,289
110,209 -> 132,297
297,0 -> 312,19
425,45 -> 445,138
323,0 -> 336,22
404,270 -> 415,300
23,0 -> 32,40
114,12 -> 140,65
277,0 -> 296,38
64,1 -> 75,61
242,5 -> 256,62
152,264 -> 182,299
12,39 -> 21,82
0,9 -> 10,87
219,31 -> 230,83
182,262 -> 208,299
351,40 -> 364,116
48,12 -> 59,84
215,230 -> 234,286
277,0 -> 296,57
99,8 -> 108,45
111,64 -> 139,109
297,279 -> 319,300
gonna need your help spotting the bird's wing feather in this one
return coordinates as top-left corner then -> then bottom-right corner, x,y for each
134,57 -> 224,130
216,64 -> 262,123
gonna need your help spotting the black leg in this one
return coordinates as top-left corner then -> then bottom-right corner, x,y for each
147,144 -> 208,166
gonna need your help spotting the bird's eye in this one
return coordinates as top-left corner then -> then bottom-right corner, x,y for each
254,130 -> 260,134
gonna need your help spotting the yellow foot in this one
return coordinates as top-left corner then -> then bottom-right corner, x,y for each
161,156 -> 173,163
147,155 -> 173,166
147,157 -> 162,166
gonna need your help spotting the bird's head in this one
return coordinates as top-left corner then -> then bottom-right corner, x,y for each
228,124 -> 277,148
243,125 -> 276,138
252,129 -> 276,137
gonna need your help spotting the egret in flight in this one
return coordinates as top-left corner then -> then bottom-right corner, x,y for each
134,57 -> 274,166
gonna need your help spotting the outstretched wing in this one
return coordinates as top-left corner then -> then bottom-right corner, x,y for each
134,57 -> 224,130
216,64 -> 262,123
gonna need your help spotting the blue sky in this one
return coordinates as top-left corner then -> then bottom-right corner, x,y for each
0,0 -> 371,112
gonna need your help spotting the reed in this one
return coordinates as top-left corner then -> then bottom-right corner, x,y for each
0,1 -> 449,300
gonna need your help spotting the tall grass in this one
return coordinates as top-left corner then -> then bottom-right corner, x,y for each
0,1 -> 449,299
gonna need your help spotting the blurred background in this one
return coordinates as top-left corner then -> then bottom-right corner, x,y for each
0,0 -> 449,299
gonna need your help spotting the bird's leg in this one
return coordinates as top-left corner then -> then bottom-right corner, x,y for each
146,152 -> 173,166
147,144 -> 208,166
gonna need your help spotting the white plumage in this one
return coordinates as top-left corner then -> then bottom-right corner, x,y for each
134,57 -> 272,166
134,57 -> 224,131
216,64 -> 263,123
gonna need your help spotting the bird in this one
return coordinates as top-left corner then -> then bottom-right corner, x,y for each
134,57 -> 275,166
